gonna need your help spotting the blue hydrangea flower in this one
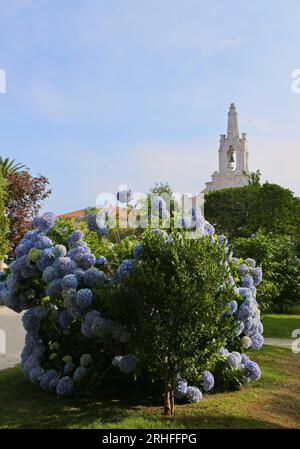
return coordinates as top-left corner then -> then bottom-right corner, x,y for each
62,274 -> 78,290
218,235 -> 228,246
112,354 -> 136,374
22,308 -> 42,335
80,253 -> 96,270
40,369 -> 59,390
244,361 -> 261,381
238,264 -> 249,274
191,215 -> 205,231
251,333 -> 264,350
204,222 -> 215,235
246,258 -> 256,268
241,274 -> 254,289
67,230 -> 84,246
201,371 -> 214,391
42,266 -> 59,284
251,267 -> 263,286
81,310 -> 100,338
117,259 -> 135,280
237,299 -> 255,321
226,300 -> 238,315
238,287 -> 253,298
37,248 -> 56,271
96,256 -> 107,265
173,378 -> 188,399
241,353 -> 250,364
29,366 -> 43,383
73,366 -> 88,382
86,213 -> 97,231
133,243 -> 143,260
76,289 -> 93,308
68,244 -> 89,263
84,268 -> 106,288
35,235 -> 53,250
97,226 -> 109,236
53,257 -> 77,277
186,386 -> 202,403
32,212 -> 56,232
227,352 -> 242,368
64,362 -> 76,376
45,279 -> 62,297
53,244 -> 67,258
22,355 -> 41,377
56,376 -> 74,397
74,268 -> 85,283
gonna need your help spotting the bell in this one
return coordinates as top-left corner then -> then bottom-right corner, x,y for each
229,154 -> 235,163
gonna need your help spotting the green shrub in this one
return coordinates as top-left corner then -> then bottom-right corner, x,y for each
233,231 -> 300,312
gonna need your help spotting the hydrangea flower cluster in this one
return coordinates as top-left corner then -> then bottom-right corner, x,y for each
219,348 -> 261,381
0,207 -> 264,401
112,354 -> 137,374
174,378 -> 203,403
86,212 -> 108,236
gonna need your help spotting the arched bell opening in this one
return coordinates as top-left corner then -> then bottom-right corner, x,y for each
227,145 -> 236,171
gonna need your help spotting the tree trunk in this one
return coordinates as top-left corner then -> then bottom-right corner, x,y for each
164,380 -> 175,415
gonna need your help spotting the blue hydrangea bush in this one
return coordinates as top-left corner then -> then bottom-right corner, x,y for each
0,206 -> 264,414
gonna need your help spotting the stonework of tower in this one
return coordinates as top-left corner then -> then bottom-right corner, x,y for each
202,103 -> 249,194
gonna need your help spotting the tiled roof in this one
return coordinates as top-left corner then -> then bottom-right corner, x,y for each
57,209 -> 85,219
57,206 -> 119,220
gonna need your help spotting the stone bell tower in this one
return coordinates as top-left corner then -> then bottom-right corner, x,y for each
202,103 -> 249,193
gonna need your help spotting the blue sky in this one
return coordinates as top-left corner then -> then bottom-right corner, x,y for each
0,0 -> 300,214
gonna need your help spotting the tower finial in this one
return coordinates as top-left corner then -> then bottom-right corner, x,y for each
227,102 -> 239,139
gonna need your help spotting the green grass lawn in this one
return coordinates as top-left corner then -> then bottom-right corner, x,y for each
262,314 -> 300,339
0,345 -> 299,429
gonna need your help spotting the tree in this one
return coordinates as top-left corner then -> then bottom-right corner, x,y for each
244,169 -> 262,187
6,171 -> 51,257
0,171 -> 9,268
0,157 -> 26,177
149,181 -> 173,197
204,181 -> 300,240
110,231 -> 238,414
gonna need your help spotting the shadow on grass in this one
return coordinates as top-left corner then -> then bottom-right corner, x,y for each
0,367 -> 294,429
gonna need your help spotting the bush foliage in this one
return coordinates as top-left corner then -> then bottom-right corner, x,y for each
0,202 -> 264,414
204,181 -> 300,240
